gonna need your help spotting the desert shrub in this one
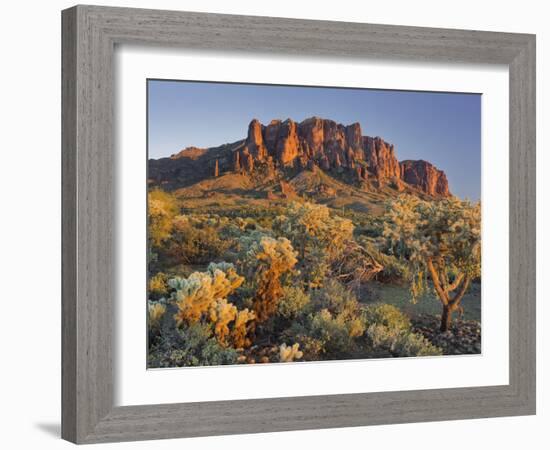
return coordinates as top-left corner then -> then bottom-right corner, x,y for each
312,279 -> 361,318
292,335 -> 325,360
361,303 -> 441,357
277,286 -> 311,319
148,189 -> 179,246
149,272 -> 169,300
165,216 -> 231,265
330,240 -> 384,288
363,303 -> 411,332
358,238 -> 410,283
147,300 -> 167,339
199,338 -> 239,365
149,323 -> 238,367
377,256 -> 411,283
286,307 -> 363,358
309,309 -> 359,355
282,281 -> 367,358
365,324 -> 442,357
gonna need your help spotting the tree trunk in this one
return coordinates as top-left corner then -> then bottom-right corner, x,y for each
440,304 -> 453,332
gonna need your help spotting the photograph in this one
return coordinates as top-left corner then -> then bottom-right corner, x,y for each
146,80 -> 482,368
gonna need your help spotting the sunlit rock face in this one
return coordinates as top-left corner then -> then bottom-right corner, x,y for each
234,117 -> 450,196
400,159 -> 450,197
149,116 -> 450,197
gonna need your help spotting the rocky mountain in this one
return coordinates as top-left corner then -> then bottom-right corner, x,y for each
149,117 -> 450,198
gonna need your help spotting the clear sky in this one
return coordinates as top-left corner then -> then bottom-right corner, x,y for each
148,80 -> 481,200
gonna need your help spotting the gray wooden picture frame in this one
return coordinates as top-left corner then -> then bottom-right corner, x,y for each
61,4 -> 536,444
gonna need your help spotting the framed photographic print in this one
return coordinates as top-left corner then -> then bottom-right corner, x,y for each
62,5 -> 536,444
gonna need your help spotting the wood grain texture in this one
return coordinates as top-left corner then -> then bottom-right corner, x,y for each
61,7 -> 77,443
61,4 -> 536,444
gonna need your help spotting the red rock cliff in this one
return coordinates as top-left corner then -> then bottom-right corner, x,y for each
400,160 -> 450,196
231,117 -> 450,197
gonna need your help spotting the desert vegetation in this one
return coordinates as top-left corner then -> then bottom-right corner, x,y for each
147,185 -> 481,367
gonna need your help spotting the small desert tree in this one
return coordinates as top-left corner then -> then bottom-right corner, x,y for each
382,195 -> 481,332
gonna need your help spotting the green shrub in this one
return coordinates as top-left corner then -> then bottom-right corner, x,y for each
281,281 -> 367,359
286,307 -> 363,358
363,303 -> 411,332
311,280 -> 365,335
310,309 -> 355,354
365,324 -> 442,357
359,238 -> 410,283
164,219 -> 231,266
277,286 -> 311,319
149,323 -> 238,368
312,279 -> 359,316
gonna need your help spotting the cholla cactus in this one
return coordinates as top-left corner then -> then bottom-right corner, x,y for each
381,195 -> 481,332
279,343 -> 303,362
276,202 -> 354,258
208,298 -> 237,346
247,236 -> 297,271
148,301 -> 166,328
231,308 -> 256,348
246,236 -> 298,322
169,263 -> 255,348
170,262 -> 244,325
274,202 -> 354,287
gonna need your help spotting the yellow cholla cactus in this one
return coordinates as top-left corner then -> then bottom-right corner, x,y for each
231,308 -> 256,348
279,343 -> 303,362
247,236 -> 298,322
208,298 -> 237,346
171,262 -> 244,326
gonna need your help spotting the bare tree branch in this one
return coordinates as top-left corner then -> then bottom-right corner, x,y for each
446,272 -> 465,293
427,258 -> 449,305
450,275 -> 471,307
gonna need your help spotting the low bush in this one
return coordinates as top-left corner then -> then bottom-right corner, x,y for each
163,219 -> 231,266
148,272 -> 169,300
148,323 -> 239,368
277,286 -> 311,319
359,238 -> 410,283
365,324 -> 442,357
363,303 -> 411,332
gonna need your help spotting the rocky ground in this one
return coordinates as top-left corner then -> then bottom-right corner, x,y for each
412,314 -> 481,355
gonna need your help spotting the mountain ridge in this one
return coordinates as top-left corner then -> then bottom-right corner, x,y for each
148,116 -> 451,198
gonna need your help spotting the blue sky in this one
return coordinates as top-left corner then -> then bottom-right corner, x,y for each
148,80 -> 481,200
